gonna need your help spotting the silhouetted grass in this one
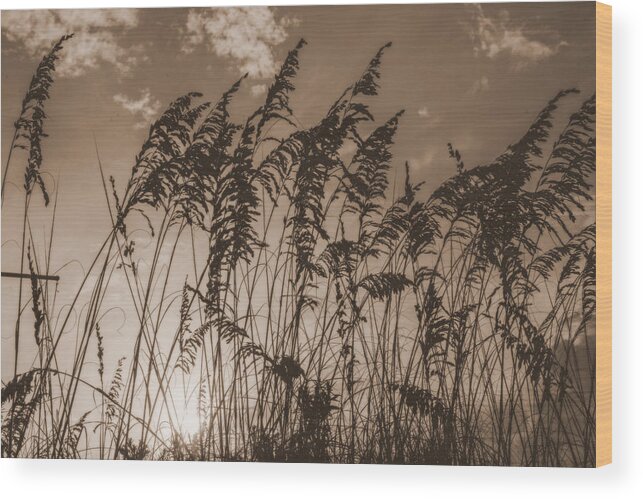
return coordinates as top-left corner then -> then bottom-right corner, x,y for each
1,35 -> 597,466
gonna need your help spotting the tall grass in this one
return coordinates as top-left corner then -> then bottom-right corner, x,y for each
1,35 -> 596,466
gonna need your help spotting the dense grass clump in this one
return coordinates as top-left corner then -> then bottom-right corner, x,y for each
1,35 -> 597,466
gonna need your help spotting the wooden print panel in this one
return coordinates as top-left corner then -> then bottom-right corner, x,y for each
596,1 -> 612,468
1,2 -> 610,466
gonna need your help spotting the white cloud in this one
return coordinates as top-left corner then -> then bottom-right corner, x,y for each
467,75 -> 490,95
182,7 -> 299,79
113,89 -> 162,129
250,84 -> 267,97
339,140 -> 358,160
410,148 -> 437,171
469,6 -> 566,68
1,9 -> 141,77
417,107 -> 441,127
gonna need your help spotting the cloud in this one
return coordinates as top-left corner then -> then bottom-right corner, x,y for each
339,140 -> 358,160
250,84 -> 267,97
410,148 -> 437,172
467,75 -> 490,95
181,7 -> 299,79
417,107 -> 441,127
469,6 -> 566,68
113,89 -> 162,129
1,9 -> 141,77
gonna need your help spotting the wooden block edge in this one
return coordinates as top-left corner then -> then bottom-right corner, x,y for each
595,0 -> 612,468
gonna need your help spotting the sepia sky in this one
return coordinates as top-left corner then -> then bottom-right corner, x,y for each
1,3 -> 596,374
1,3 -> 596,185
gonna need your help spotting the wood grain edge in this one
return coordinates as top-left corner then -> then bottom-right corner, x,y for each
595,0 -> 612,468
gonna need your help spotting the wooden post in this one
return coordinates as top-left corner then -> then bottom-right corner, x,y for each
1,271 -> 60,282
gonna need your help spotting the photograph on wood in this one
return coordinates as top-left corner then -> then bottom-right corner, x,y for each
1,2 -> 610,466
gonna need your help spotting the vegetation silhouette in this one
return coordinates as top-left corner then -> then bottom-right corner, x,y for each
1,34 -> 596,466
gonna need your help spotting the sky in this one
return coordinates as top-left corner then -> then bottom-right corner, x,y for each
1,3 -> 596,379
1,3 -> 596,181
